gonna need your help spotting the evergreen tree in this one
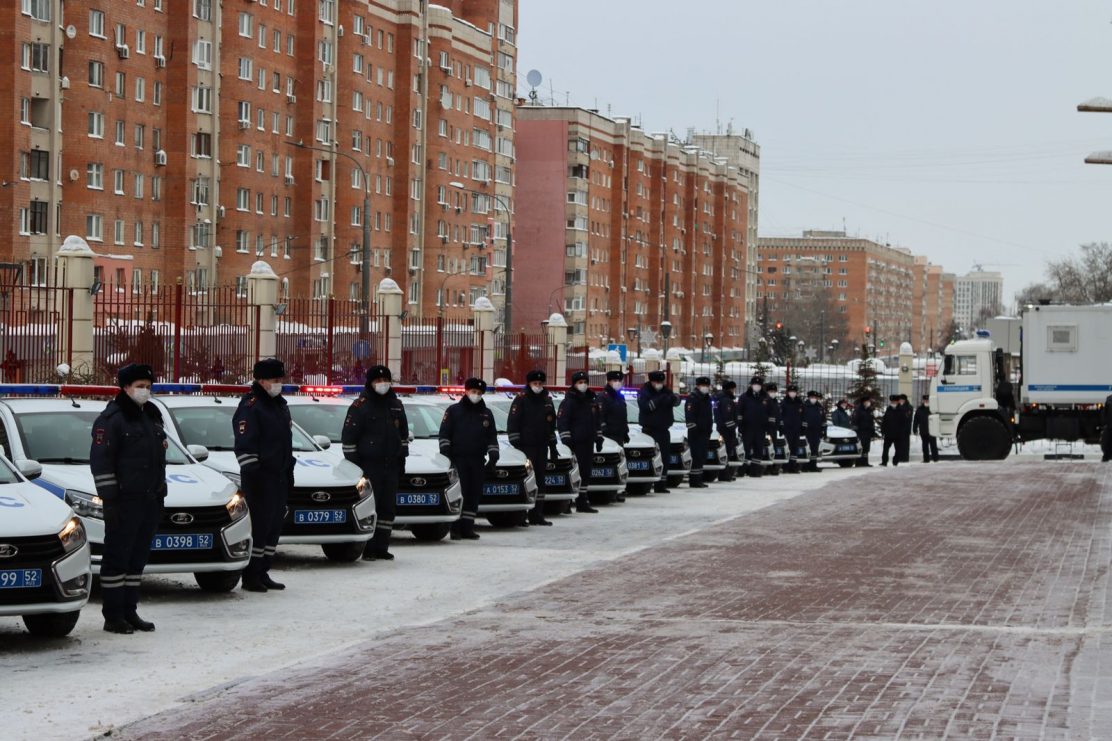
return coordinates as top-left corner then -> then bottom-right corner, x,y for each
848,342 -> 879,403
752,337 -> 773,381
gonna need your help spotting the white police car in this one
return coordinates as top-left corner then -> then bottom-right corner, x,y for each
0,452 -> 91,637
624,397 -> 692,489
483,395 -> 582,515
548,391 -> 628,505
153,395 -> 376,561
671,403 -> 729,482
414,396 -> 539,527
821,425 -> 862,467
0,398 -> 251,593
283,392 -> 463,542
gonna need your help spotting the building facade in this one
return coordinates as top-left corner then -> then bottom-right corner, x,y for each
953,269 -> 1004,330
2,0 -> 517,319
514,106 -> 753,349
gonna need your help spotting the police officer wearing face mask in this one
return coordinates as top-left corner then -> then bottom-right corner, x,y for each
341,365 -> 409,560
233,358 -> 295,592
714,380 -> 740,482
507,369 -> 558,526
638,370 -> 680,493
684,377 -> 714,488
780,384 -> 805,474
90,363 -> 167,634
739,376 -> 771,477
802,390 -> 826,472
763,382 -> 784,476
598,370 -> 631,503
558,371 -> 602,513
439,378 -> 499,539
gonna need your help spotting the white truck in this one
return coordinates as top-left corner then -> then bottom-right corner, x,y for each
930,304 -> 1112,459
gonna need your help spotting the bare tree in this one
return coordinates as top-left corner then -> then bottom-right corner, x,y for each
1045,242 -> 1112,304
1014,281 -> 1058,309
775,287 -> 849,360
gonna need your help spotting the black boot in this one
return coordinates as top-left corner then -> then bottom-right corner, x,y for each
454,519 -> 480,539
103,617 -> 134,634
241,573 -> 268,593
748,463 -> 763,478
575,494 -> 598,513
653,481 -> 671,493
527,509 -> 553,526
689,471 -> 708,488
125,612 -> 156,632
261,573 -> 287,589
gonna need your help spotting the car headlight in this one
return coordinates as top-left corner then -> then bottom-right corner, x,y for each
524,459 -> 533,473
222,472 -> 242,487
58,516 -> 86,552
64,489 -> 103,520
225,492 -> 248,520
447,468 -> 459,485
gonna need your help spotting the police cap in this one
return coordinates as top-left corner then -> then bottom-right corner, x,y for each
464,377 -> 487,392
253,358 -> 286,380
749,375 -> 764,386
605,370 -> 624,382
786,384 -> 799,393
648,370 -> 667,382
365,365 -> 392,385
695,376 -> 711,386
807,390 -> 821,398
721,380 -> 737,391
526,369 -> 547,383
571,370 -> 590,384
765,382 -> 778,392
117,363 -> 155,388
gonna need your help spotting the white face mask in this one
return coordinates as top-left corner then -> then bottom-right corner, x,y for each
127,387 -> 151,405
575,382 -> 589,393
787,392 -> 797,399
751,385 -> 762,393
265,381 -> 282,398
373,382 -> 391,395
529,383 -> 544,394
609,380 -> 623,390
652,383 -> 664,391
467,392 -> 482,404
697,386 -> 710,395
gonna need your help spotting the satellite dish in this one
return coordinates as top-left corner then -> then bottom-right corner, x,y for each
65,25 -> 76,39
526,69 -> 543,88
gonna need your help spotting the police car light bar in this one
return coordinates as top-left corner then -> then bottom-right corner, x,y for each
300,385 -> 345,395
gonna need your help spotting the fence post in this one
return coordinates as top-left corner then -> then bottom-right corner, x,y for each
326,298 -> 335,385
473,296 -> 496,381
605,349 -> 624,379
246,261 -> 278,363
642,348 -> 662,375
172,283 -> 183,382
898,342 -> 914,400
546,312 -> 568,383
56,236 -> 96,377
435,315 -> 444,385
665,348 -> 683,389
377,278 -> 404,379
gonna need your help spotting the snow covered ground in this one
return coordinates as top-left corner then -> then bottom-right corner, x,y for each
4,466 -> 871,740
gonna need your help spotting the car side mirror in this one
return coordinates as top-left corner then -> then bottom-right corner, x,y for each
312,435 -> 332,450
16,459 -> 42,480
187,444 -> 210,462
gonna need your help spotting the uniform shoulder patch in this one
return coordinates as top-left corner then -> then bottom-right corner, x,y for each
245,396 -> 257,407
94,427 -> 106,445
238,420 -> 247,434
353,397 -> 366,408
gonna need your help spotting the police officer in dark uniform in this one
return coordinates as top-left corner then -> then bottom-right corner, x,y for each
685,376 -> 714,488
439,378 -> 499,539
341,365 -> 409,560
90,363 -> 167,634
802,390 -> 826,472
763,382 -> 784,476
853,397 -> 876,467
638,370 -> 680,493
558,370 -> 602,513
507,369 -> 559,526
912,394 -> 939,463
714,380 -> 740,482
233,358 -> 295,593
780,384 -> 805,474
880,394 -> 900,467
896,394 -> 914,464
599,370 -> 631,502
739,376 -> 771,477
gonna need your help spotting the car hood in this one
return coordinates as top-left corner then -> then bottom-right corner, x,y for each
202,450 -> 362,486
629,423 -> 687,445
401,440 -> 452,470
493,435 -> 575,462
35,462 -> 238,507
314,442 -> 448,476
625,430 -> 658,449
827,425 -> 856,439
0,482 -> 75,537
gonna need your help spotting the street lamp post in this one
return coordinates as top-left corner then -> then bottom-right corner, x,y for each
661,320 -> 673,354
702,331 -> 713,364
450,181 -> 513,333
288,140 -> 371,336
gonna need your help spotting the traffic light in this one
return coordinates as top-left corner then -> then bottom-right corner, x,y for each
878,339 -> 886,348
864,326 -> 872,335
775,322 -> 783,331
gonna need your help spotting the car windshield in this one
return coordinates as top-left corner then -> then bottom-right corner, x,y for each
15,410 -> 190,464
168,405 -> 318,452
288,403 -> 348,442
405,403 -> 444,439
483,398 -> 512,433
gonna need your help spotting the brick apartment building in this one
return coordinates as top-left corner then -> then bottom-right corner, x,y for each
1,0 -> 517,320
514,106 -> 755,349
757,230 -> 954,355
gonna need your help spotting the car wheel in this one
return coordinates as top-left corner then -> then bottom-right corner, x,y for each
667,474 -> 685,489
543,500 -> 571,515
625,483 -> 653,496
321,542 -> 364,562
588,489 -> 616,505
194,570 -> 242,592
486,511 -> 527,528
22,610 -> 80,638
410,522 -> 452,541
702,469 -> 719,482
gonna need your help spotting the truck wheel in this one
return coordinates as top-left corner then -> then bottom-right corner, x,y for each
194,570 -> 242,593
22,610 -> 80,638
957,416 -> 1012,460
321,542 -> 364,562
410,523 -> 451,542
486,511 -> 527,528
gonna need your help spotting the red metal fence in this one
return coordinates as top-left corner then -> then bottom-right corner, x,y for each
276,297 -> 382,385
0,284 -> 73,384
494,331 -> 550,384
400,315 -> 475,386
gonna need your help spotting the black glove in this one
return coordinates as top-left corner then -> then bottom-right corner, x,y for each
595,438 -> 604,452
398,456 -> 406,477
549,443 -> 560,461
487,450 -> 500,467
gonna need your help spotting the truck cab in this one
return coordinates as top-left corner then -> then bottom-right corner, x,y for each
929,338 -> 1014,460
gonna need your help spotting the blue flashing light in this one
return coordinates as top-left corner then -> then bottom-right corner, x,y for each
152,383 -> 203,394
619,388 -> 640,399
975,329 -> 992,338
0,384 -> 62,395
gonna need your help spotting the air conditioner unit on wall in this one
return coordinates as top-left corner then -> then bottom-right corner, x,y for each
116,44 -> 130,59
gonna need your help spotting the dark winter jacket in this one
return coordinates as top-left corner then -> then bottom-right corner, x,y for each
557,388 -> 602,448
802,400 -> 825,433
599,386 -> 630,444
341,390 -> 410,472
684,389 -> 714,439
781,395 -> 804,434
831,406 -> 852,429
912,404 -> 932,437
853,404 -> 877,439
233,383 -> 295,486
507,389 -> 558,450
90,392 -> 169,501
438,397 -> 499,462
739,389 -> 772,434
898,403 -> 914,437
713,392 -> 739,439
637,383 -> 680,432
881,405 -> 899,438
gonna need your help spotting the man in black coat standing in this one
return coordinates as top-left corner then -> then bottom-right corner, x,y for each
780,385 -> 804,474
714,380 -> 740,481
896,394 -> 914,464
90,363 -> 167,634
599,370 -> 631,502
507,369 -> 559,526
341,365 -> 410,560
638,370 -> 680,492
880,394 -> 900,467
233,358 -> 295,593
802,390 -> 826,472
439,378 -> 499,540
853,397 -> 876,467
684,376 -> 714,488
558,370 -> 601,513
739,376 -> 772,477
1103,392 -> 1112,462
912,394 -> 939,463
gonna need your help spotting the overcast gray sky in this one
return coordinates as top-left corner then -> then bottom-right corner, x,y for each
518,0 -> 1112,304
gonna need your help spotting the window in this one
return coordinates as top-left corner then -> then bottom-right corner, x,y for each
134,124 -> 145,149
134,222 -> 143,246
238,57 -> 252,80
86,163 -> 103,189
114,120 -> 125,145
192,85 -> 212,113
22,43 -> 50,72
86,214 -> 103,242
193,40 -> 213,70
88,61 -> 104,88
112,169 -> 125,195
88,112 -> 104,138
236,188 -> 249,211
1047,325 -> 1078,352
193,0 -> 211,21
89,9 -> 105,37
151,224 -> 160,250
135,30 -> 146,55
153,82 -> 163,106
115,71 -> 126,97
238,12 -> 252,37
21,150 -> 49,181
134,77 -> 145,102
944,354 -> 978,377
132,269 -> 142,293
113,219 -> 125,245
191,132 -> 212,158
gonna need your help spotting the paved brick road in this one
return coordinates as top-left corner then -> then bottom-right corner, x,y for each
119,462 -> 1112,740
